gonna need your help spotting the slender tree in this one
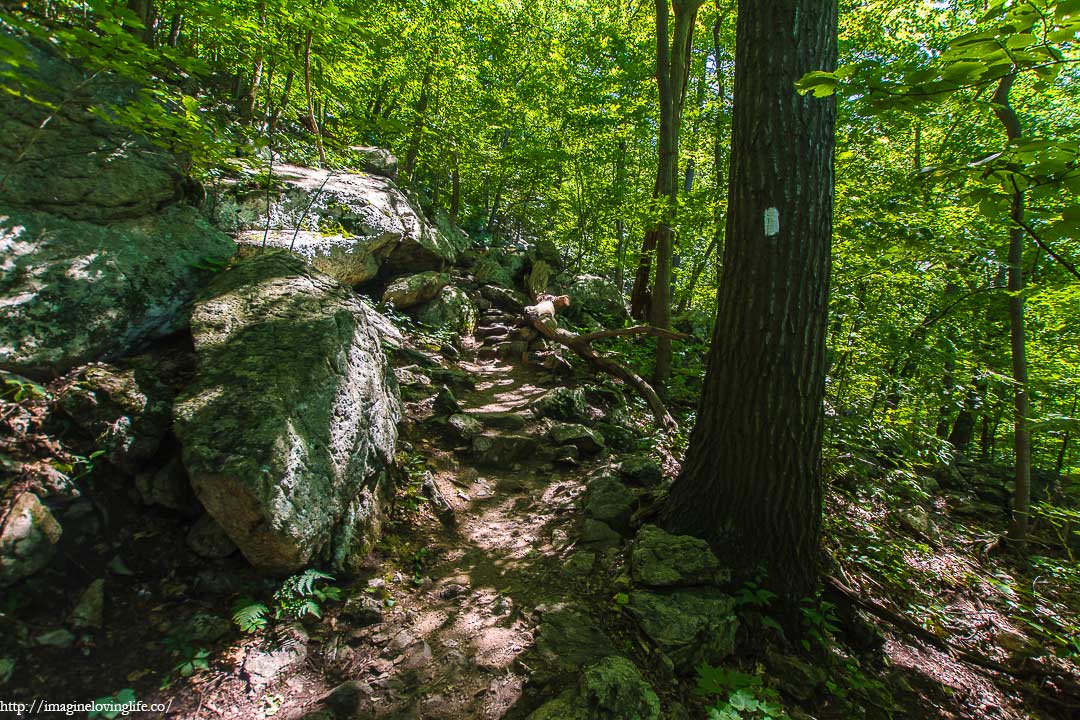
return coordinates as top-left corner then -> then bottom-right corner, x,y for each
662,0 -> 838,606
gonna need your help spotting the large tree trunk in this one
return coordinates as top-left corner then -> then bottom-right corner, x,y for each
662,0 -> 837,609
992,73 -> 1031,546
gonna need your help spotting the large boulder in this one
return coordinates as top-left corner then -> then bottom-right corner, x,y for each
0,37 -> 234,378
173,253 -> 400,574
0,35 -> 186,223
382,271 -> 448,309
0,492 -> 62,586
415,286 -> 478,336
219,165 -> 468,283
0,206 -> 233,379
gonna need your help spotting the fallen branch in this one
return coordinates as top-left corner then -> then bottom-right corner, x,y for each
524,296 -> 680,431
577,325 -> 693,344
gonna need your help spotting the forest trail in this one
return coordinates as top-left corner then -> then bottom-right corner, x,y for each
305,307 -> 602,720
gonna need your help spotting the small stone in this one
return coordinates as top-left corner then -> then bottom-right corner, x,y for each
398,640 -> 432,669
438,583 -> 467,599
897,505 -> 931,536
445,414 -> 483,442
553,445 -> 580,466
549,423 -> 605,454
0,492 -> 62,586
342,594 -> 383,627
69,578 -> 105,629
243,624 -> 308,688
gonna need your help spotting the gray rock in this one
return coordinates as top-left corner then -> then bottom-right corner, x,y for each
349,146 -> 398,178
35,628 -> 76,649
55,361 -> 174,474
0,206 -> 233,378
173,253 -> 400,574
579,519 -> 622,549
627,590 -> 738,674
553,445 -> 580,466
186,513 -> 238,560
243,624 -> 308,688
584,475 -> 635,534
474,253 -> 515,288
631,525 -> 723,587
525,260 -> 552,299
471,433 -> 540,467
0,492 -> 62,586
531,387 -> 588,423
421,473 -> 456,527
582,656 -> 661,720
382,271 -> 449,309
897,506 -> 931,536
596,421 -> 638,452
69,578 -> 105,629
222,165 -> 466,281
564,552 -> 597,577
549,423 -> 605,454
616,455 -> 663,487
341,594 -> 383,627
442,414 -> 486,442
415,286 -> 478,336
444,414 -> 484,443
563,274 -> 629,326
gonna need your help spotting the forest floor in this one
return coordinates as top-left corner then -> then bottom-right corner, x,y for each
3,309 -> 1078,720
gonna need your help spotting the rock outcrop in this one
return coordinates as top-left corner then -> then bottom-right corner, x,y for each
217,165 -> 468,284
173,253 -> 400,574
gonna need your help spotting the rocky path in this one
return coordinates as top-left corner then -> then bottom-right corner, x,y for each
307,307 -> 610,720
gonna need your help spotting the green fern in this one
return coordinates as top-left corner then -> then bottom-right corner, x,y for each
231,599 -> 269,633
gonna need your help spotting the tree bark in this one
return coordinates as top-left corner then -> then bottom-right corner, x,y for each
992,72 -> 1031,546
661,0 -> 837,608
404,61 -> 434,180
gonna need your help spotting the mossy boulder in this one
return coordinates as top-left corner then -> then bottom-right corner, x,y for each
174,253 -> 400,574
627,590 -> 738,675
382,271 -> 449,309
415,286 -> 478,336
631,525 -> 724,587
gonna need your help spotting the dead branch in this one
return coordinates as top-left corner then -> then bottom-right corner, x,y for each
524,297 -> 681,431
